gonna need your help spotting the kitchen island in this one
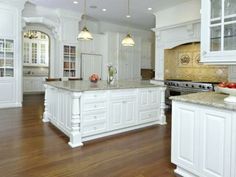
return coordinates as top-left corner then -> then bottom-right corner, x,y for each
43,80 -> 166,148
170,92 -> 236,177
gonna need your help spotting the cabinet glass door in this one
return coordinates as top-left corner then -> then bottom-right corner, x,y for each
63,45 -> 76,77
224,0 -> 236,51
32,43 -> 38,64
210,0 -> 236,52
0,39 -> 14,77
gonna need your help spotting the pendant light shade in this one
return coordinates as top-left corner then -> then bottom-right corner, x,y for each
122,34 -> 135,47
78,26 -> 93,40
122,0 -> 135,47
78,0 -> 93,41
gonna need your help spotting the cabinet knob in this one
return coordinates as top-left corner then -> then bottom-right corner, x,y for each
93,127 -> 97,130
94,116 -> 97,119
123,101 -> 127,104
94,105 -> 97,108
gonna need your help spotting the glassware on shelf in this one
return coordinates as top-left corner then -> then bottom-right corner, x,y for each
225,0 -> 236,16
211,0 -> 222,19
210,26 -> 222,51
224,23 -> 236,50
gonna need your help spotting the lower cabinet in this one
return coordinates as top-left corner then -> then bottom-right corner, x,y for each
110,96 -> 137,130
81,88 -> 162,139
23,77 -> 46,93
172,101 -> 234,177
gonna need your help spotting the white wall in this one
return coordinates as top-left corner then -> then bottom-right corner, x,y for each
155,0 -> 201,29
80,20 -> 155,69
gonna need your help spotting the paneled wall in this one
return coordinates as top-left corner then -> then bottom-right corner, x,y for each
164,43 -> 228,82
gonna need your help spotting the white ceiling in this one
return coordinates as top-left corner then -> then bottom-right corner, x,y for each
29,0 -> 190,29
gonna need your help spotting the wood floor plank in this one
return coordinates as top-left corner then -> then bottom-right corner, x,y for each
0,94 -> 176,177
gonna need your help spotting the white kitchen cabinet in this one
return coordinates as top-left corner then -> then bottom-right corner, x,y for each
23,77 -> 46,93
171,102 -> 200,174
141,41 -> 153,69
44,84 -> 165,147
23,37 -> 49,67
110,96 -> 137,130
199,109 -> 232,177
0,2 -> 24,108
63,45 -> 77,77
172,101 -> 234,177
201,0 -> 236,64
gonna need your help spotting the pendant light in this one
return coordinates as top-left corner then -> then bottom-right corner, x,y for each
78,0 -> 93,40
122,0 -> 135,47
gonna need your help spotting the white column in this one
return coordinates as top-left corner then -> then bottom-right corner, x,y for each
68,92 -> 83,148
159,87 -> 167,125
42,85 -> 50,122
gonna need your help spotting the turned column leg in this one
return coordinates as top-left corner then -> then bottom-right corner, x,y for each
68,92 -> 83,148
160,87 -> 167,125
42,85 -> 50,123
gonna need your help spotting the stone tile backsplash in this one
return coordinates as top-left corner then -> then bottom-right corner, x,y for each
164,43 -> 228,82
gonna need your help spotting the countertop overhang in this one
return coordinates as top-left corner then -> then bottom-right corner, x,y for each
170,92 -> 236,111
45,80 -> 166,92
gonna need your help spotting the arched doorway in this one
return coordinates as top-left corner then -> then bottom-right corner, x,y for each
22,30 -> 50,95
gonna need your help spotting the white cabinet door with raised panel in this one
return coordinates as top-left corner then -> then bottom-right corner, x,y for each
110,99 -> 123,130
171,102 -> 200,172
110,97 -> 137,130
123,97 -> 136,127
139,89 -> 159,110
199,109 -> 232,177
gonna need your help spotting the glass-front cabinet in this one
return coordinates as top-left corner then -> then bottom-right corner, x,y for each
201,0 -> 236,63
0,39 -> 14,77
63,45 -> 77,77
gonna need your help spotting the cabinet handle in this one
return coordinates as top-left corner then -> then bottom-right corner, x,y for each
94,105 -> 97,108
94,116 -> 97,119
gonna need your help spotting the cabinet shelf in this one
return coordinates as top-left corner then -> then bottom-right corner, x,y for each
63,45 -> 77,77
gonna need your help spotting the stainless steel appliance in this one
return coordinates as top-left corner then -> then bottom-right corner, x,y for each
165,80 -> 217,105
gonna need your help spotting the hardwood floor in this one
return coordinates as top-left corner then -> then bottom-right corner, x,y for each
0,94 -> 176,177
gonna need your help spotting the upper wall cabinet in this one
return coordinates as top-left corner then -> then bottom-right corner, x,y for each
201,0 -> 236,64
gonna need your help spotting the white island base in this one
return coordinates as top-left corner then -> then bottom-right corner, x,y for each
43,81 -> 166,148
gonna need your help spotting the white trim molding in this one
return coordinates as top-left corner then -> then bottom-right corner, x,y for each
152,20 -> 201,81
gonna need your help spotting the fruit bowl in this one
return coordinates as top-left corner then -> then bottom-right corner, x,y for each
217,86 -> 236,103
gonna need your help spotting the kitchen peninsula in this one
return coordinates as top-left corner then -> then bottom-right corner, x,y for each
43,80 -> 166,148
171,92 -> 236,177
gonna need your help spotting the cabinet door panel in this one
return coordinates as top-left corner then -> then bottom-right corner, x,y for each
123,98 -> 136,126
171,102 -> 199,171
200,110 -> 232,177
110,100 -> 123,129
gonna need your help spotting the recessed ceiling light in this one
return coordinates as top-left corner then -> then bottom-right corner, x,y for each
73,1 -> 78,4
148,7 -> 152,11
126,15 -> 131,18
102,8 -> 107,12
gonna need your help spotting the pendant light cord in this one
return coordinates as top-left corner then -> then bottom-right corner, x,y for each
84,0 -> 87,26
128,0 -> 130,17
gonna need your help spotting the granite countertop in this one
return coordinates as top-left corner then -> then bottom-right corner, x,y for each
45,80 -> 166,92
170,92 -> 236,111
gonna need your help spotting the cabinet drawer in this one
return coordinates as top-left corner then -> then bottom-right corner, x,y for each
83,91 -> 108,100
83,102 -> 107,112
83,112 -> 107,123
82,120 -> 107,136
111,89 -> 137,99
139,110 -> 159,123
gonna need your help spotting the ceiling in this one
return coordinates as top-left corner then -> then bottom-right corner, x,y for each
29,0 -> 190,30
